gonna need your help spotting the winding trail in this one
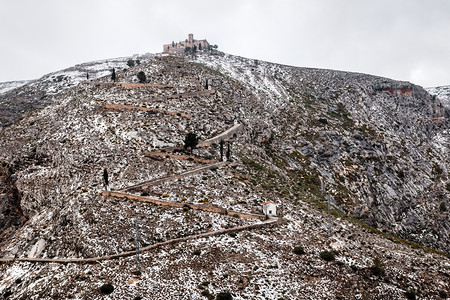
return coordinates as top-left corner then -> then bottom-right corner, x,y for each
144,152 -> 218,164
0,218 -> 278,264
103,191 -> 265,220
119,162 -> 228,192
105,104 -> 192,118
197,123 -> 243,147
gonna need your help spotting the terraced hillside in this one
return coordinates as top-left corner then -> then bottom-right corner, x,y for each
0,52 -> 449,299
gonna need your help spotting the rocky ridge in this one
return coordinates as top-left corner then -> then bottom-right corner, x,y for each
0,52 -> 448,299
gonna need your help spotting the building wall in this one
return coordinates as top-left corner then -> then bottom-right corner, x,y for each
263,203 -> 277,216
163,34 -> 210,53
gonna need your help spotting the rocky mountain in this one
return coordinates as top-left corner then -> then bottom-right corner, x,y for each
0,51 -> 449,299
0,55 -> 152,130
427,85 -> 450,109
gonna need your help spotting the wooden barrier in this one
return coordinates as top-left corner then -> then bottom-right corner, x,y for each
102,191 -> 265,220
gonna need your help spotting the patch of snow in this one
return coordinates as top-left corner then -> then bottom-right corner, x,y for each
0,80 -> 31,95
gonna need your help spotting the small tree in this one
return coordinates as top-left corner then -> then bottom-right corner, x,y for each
370,257 -> 384,276
205,78 -> 209,90
319,250 -> 335,261
127,59 -> 135,67
199,43 -> 202,51
103,168 -> 109,189
293,246 -> 305,255
226,142 -> 231,161
111,68 -> 116,82
219,139 -> 224,161
216,291 -> 232,300
100,282 -> 114,294
193,45 -> 197,53
184,132 -> 198,154
86,72 -> 89,80
137,71 -> 146,83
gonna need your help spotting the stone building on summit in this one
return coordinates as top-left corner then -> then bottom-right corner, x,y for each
163,34 -> 210,54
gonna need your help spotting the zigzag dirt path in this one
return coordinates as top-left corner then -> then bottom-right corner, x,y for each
0,81 -> 263,266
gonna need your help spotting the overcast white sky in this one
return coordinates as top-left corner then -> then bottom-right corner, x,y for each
1,0 -> 449,87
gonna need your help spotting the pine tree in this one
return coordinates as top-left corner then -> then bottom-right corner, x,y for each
220,139 -> 224,161
111,68 -> 116,82
205,78 -> 209,90
103,168 -> 109,189
226,142 -> 231,161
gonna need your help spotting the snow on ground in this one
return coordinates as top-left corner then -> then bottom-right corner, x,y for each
426,85 -> 450,108
0,80 -> 31,95
194,53 -> 289,110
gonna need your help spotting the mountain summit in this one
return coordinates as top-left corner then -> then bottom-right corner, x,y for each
0,49 -> 449,299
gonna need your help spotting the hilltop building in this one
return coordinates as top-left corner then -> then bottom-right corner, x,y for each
163,34 -> 210,54
262,201 -> 277,217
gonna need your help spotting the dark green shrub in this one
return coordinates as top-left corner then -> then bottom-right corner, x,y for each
369,257 -> 384,276
193,249 -> 201,255
127,59 -> 135,67
3,290 -> 13,298
216,291 -> 232,300
319,250 -> 335,261
293,246 -> 305,255
184,132 -> 199,153
100,282 -> 114,294
440,202 -> 447,212
134,297 -> 142,300
202,289 -> 214,299
137,71 -> 146,83
405,289 -> 416,300
439,290 -> 448,298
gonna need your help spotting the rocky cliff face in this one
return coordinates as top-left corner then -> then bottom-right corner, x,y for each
428,85 -> 450,109
196,53 -> 449,253
0,52 -> 448,299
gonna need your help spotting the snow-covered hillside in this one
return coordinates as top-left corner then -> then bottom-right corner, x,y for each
427,85 -> 450,108
0,80 -> 30,95
0,51 -> 449,299
0,54 -> 153,129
